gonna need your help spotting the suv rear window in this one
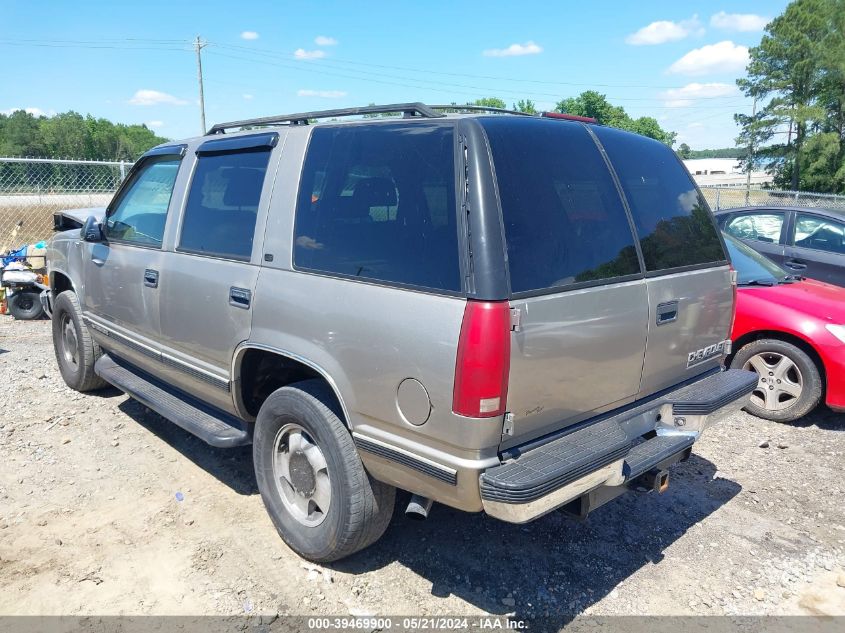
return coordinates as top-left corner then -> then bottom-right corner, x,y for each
293,123 -> 461,292
592,126 -> 725,272
480,117 -> 640,293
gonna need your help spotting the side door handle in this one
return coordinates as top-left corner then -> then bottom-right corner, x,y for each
656,300 -> 679,326
143,269 -> 159,288
785,258 -> 807,270
229,287 -> 251,309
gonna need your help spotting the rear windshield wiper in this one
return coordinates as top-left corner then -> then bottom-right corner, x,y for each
738,278 -> 776,287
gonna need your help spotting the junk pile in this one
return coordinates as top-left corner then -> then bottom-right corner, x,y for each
1,241 -> 49,320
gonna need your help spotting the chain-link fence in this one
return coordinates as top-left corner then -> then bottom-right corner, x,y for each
0,157 -> 132,250
701,186 -> 845,213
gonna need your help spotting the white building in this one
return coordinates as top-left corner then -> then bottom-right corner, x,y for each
683,158 -> 772,187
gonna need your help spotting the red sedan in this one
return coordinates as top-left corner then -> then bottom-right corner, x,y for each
725,233 -> 845,422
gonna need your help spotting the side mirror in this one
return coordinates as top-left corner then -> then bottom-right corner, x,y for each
81,216 -> 104,243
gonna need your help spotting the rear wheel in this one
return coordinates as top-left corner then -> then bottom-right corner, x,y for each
253,379 -> 395,562
51,290 -> 107,392
8,290 -> 44,320
732,338 -> 822,422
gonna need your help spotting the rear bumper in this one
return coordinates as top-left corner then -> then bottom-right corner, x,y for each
479,368 -> 756,523
354,368 -> 756,518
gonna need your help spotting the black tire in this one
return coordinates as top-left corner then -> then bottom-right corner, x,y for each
253,379 -> 395,562
8,290 -> 44,320
51,290 -> 108,392
731,338 -> 822,422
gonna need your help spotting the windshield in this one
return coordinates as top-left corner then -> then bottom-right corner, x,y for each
722,232 -> 788,285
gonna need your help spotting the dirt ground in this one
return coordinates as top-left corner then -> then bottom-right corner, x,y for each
1,317 -> 844,624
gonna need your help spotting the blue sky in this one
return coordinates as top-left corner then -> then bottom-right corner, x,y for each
2,0 -> 789,149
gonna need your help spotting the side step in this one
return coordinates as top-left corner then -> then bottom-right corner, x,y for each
95,354 -> 251,448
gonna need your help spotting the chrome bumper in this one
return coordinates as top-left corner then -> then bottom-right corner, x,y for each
480,368 -> 757,524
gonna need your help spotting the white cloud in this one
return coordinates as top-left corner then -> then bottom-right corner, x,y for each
314,35 -> 338,46
660,82 -> 738,107
241,31 -> 259,40
1,107 -> 49,117
482,41 -> 542,57
128,89 -> 188,106
710,12 -> 770,32
687,122 -> 705,128
242,93 -> 254,100
294,48 -> 327,60
145,120 -> 164,129
667,41 -> 749,76
626,16 -> 703,45
297,89 -> 347,98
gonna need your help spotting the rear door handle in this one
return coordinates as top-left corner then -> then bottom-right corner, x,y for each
785,259 -> 807,270
143,269 -> 159,288
656,300 -> 679,326
229,287 -> 251,309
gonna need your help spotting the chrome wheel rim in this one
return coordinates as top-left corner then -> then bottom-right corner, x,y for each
743,352 -> 803,411
271,423 -> 331,527
60,314 -> 79,367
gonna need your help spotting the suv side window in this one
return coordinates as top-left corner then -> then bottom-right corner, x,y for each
480,117 -> 640,293
105,157 -> 180,247
724,212 -> 785,243
179,149 -> 271,260
794,213 -> 845,254
293,123 -> 461,292
593,127 -> 725,272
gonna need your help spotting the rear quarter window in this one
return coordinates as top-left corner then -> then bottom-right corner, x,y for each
293,123 -> 461,292
480,117 -> 641,294
593,127 -> 725,272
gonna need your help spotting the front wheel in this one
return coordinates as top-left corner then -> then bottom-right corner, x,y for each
731,338 -> 822,422
8,290 -> 44,320
51,290 -> 108,392
253,380 -> 395,562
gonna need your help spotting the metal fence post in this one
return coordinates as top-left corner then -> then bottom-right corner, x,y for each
119,161 -> 126,181
715,188 -> 721,211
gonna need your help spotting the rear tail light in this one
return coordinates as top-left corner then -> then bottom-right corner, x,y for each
452,300 -> 511,418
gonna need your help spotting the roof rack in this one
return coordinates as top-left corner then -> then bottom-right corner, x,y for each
428,104 -> 533,117
207,102 -> 445,134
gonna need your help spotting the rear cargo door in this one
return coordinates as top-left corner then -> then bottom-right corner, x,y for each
592,127 -> 733,397
479,117 -> 649,449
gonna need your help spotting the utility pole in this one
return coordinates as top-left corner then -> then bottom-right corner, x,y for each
745,96 -> 757,205
195,35 -> 207,134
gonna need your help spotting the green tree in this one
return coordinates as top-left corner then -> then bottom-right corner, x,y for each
677,143 -> 692,159
736,0 -> 845,192
555,91 -> 676,145
0,110 -> 47,156
0,109 -> 167,160
471,97 -> 507,110
513,99 -> 537,114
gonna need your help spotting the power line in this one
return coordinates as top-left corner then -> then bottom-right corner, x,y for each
206,48 -> 748,108
211,41 -> 702,91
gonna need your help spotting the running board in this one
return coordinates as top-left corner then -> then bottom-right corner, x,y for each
95,354 -> 251,448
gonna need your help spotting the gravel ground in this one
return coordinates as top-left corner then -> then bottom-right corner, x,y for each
1,317 -> 844,624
